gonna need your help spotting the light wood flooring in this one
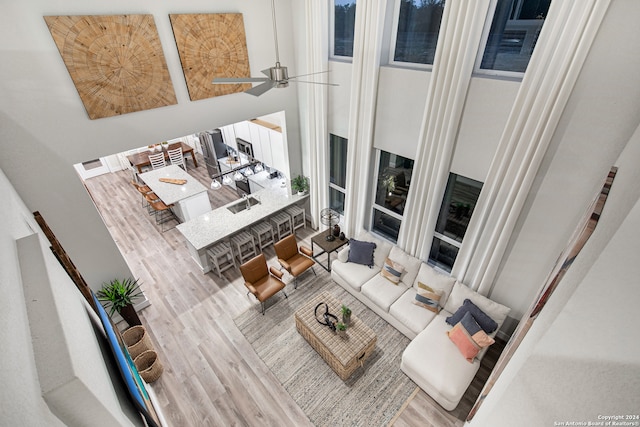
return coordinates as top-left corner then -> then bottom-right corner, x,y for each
81,155 -> 503,427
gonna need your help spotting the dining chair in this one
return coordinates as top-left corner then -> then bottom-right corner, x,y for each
148,152 -> 166,170
168,146 -> 186,171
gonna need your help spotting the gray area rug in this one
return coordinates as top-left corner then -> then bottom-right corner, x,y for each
233,269 -> 417,427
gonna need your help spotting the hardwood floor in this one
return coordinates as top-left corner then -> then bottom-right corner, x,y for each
81,154 -> 500,427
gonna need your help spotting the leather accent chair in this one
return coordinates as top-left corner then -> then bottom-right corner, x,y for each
274,234 -> 316,289
239,253 -> 287,314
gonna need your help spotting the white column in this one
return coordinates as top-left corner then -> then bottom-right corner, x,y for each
397,0 -> 491,258
299,0 -> 329,228
452,0 -> 612,295
342,0 -> 387,237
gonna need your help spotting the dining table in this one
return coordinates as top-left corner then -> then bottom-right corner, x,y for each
127,141 -> 198,173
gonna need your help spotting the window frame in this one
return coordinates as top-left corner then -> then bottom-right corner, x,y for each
328,133 -> 348,215
330,0 -> 357,60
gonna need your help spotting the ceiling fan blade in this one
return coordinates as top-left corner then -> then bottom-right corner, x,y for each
245,80 -> 277,96
212,77 -> 269,84
288,80 -> 340,87
288,70 -> 332,79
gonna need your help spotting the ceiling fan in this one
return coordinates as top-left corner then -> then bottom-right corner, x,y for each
212,0 -> 337,96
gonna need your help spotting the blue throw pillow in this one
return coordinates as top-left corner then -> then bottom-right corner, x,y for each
347,239 -> 376,267
446,299 -> 498,334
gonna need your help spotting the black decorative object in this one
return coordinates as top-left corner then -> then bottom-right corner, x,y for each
333,224 -> 341,237
314,302 -> 338,332
339,232 -> 345,241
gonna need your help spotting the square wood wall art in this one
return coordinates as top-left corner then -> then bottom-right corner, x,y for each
44,15 -> 177,120
169,13 -> 252,101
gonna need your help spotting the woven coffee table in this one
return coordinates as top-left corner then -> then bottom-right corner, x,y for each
295,291 -> 377,380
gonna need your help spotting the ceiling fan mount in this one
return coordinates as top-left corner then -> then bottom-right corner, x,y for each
212,0 -> 335,96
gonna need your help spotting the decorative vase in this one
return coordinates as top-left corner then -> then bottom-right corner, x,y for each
333,224 -> 341,237
342,313 -> 351,326
119,303 -> 142,327
337,329 -> 347,338
339,232 -> 345,241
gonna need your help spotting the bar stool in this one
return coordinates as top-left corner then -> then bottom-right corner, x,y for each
207,241 -> 236,278
270,212 -> 292,242
251,221 -> 275,252
230,231 -> 257,265
286,205 -> 306,232
147,199 -> 175,232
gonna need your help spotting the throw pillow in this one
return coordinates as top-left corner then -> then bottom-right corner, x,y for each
459,311 -> 495,348
412,282 -> 443,313
447,323 -> 481,363
446,299 -> 499,334
347,239 -> 376,267
381,257 -> 405,284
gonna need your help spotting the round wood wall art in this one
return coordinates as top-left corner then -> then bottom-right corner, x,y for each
169,14 -> 252,101
44,15 -> 177,120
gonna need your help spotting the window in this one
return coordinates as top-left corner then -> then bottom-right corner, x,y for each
478,0 -> 551,75
429,173 -> 483,272
329,134 -> 348,214
371,151 -> 414,242
392,0 -> 446,66
332,0 -> 357,58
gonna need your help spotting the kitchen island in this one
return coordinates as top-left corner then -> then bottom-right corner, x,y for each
176,188 -> 308,272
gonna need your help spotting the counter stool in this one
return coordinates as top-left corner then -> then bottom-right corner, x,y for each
251,221 -> 275,252
230,231 -> 257,265
286,205 -> 306,232
148,199 -> 175,232
207,241 -> 236,278
270,212 -> 292,242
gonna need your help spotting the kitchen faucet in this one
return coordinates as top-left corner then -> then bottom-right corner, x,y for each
242,193 -> 251,210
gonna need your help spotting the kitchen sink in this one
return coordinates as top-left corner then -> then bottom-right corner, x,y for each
226,196 -> 261,214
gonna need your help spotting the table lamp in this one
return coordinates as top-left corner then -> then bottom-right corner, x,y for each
320,208 -> 340,241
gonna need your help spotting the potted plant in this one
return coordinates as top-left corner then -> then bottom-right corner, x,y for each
97,278 -> 144,327
336,322 -> 347,338
291,175 -> 309,195
341,305 -> 352,326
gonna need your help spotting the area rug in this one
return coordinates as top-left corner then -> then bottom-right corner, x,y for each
233,270 -> 417,427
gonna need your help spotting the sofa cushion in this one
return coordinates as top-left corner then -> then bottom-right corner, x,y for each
331,257 -> 379,292
389,288 -> 437,335
388,246 -> 422,285
381,257 -> 405,284
459,311 -> 495,348
356,231 -> 393,268
446,299 -> 499,334
400,315 -> 481,411
413,282 -> 443,313
447,312 -> 495,362
347,239 -> 376,267
443,281 -> 511,331
361,274 -> 408,312
412,263 -> 456,308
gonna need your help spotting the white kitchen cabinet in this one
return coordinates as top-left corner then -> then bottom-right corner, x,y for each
249,121 -> 264,161
257,126 -> 274,167
269,130 -> 287,174
234,121 -> 251,142
220,125 -> 237,151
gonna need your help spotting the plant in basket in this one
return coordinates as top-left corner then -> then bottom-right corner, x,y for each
97,278 -> 144,327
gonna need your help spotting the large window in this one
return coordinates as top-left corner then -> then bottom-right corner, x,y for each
332,0 -> 357,58
429,173 -> 483,272
392,0 -> 446,66
329,134 -> 348,214
371,151 -> 414,242
478,0 -> 551,75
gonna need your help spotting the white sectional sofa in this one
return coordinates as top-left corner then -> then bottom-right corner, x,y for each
330,231 -> 511,411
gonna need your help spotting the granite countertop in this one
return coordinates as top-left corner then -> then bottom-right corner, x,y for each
139,165 -> 207,205
176,188 -> 308,250
247,170 -> 287,192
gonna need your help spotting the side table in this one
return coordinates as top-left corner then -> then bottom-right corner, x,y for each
310,230 -> 349,272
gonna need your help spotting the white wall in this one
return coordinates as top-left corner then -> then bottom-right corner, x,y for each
0,0 -> 302,289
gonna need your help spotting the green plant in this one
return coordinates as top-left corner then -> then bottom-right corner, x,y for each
291,175 -> 309,193
382,174 -> 396,194
336,322 -> 347,331
341,305 -> 352,316
97,278 -> 144,317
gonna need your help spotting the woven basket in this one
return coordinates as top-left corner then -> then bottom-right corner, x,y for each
123,325 -> 153,359
134,350 -> 164,383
